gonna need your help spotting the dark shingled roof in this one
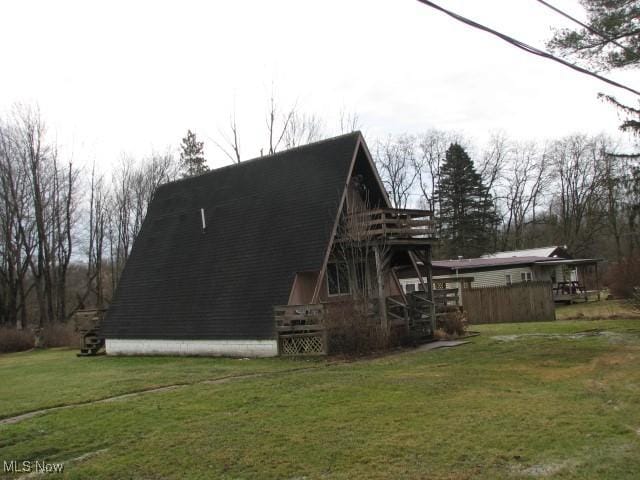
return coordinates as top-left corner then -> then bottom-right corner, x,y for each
101,132 -> 362,340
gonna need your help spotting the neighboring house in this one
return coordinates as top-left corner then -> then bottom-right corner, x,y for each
483,246 -> 571,259
101,132 -> 437,357
398,246 -> 601,303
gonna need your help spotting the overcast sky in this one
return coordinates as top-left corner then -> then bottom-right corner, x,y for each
0,0 -> 637,171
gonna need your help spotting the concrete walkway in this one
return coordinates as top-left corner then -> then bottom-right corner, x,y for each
414,340 -> 471,352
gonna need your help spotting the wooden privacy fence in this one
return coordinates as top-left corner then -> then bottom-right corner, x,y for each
274,304 -> 327,356
462,281 -> 556,324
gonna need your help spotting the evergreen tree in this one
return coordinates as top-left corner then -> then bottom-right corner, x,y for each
547,0 -> 639,71
179,130 -> 208,177
435,143 -> 499,258
547,0 -> 639,138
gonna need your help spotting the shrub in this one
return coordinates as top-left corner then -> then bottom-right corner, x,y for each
0,327 -> 35,353
605,257 -> 640,299
436,310 -> 467,338
324,300 -> 406,355
41,323 -> 81,348
433,328 -> 448,341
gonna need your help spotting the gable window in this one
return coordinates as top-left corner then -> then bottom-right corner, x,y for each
506,274 -> 512,286
327,263 -> 350,296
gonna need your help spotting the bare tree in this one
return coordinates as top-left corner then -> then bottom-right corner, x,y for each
413,129 -> 457,211
500,141 -> 548,249
214,111 -> 242,164
85,161 -> 110,308
479,131 -> 508,198
50,149 -> 79,323
0,105 -> 81,329
0,119 -> 36,329
375,134 -> 417,209
339,108 -> 361,134
14,105 -> 56,327
548,134 -> 610,256
283,112 -> 325,149
266,93 -> 296,155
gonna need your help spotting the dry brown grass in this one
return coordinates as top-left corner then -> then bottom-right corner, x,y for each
555,299 -> 639,321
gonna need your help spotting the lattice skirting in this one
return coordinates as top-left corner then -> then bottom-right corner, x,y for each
278,333 -> 325,355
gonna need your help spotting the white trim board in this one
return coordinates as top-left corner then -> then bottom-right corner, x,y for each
105,339 -> 278,357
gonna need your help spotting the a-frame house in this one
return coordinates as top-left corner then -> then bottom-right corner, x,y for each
101,132 -> 437,356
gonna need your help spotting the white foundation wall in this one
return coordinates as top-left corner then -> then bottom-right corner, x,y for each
105,339 -> 278,357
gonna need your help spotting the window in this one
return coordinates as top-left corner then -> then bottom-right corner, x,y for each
327,263 -> 350,295
521,272 -> 532,282
405,283 -> 416,293
506,274 -> 512,286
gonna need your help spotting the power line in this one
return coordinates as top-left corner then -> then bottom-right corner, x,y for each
535,0 -> 637,60
414,0 -> 640,96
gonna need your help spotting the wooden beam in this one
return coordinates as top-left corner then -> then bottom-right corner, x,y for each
374,246 -> 388,331
419,247 -> 436,332
409,251 -> 429,294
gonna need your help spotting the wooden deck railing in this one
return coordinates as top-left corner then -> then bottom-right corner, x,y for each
340,208 -> 436,242
274,304 -> 327,355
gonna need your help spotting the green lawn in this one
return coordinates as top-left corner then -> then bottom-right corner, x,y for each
1,316 -> 640,479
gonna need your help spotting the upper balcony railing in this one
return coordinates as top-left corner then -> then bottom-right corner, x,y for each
338,208 -> 437,243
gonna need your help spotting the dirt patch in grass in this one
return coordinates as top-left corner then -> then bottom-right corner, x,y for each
490,330 -> 631,343
513,460 -> 577,477
539,349 -> 638,383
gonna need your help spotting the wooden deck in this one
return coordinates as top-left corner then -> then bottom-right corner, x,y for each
338,208 -> 437,245
552,281 -> 599,303
274,304 -> 327,356
275,290 -> 445,356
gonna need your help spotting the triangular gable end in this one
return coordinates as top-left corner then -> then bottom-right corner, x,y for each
310,135 -> 391,302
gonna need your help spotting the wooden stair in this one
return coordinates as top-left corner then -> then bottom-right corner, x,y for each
385,293 -> 436,339
74,309 -> 107,357
78,333 -> 105,357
